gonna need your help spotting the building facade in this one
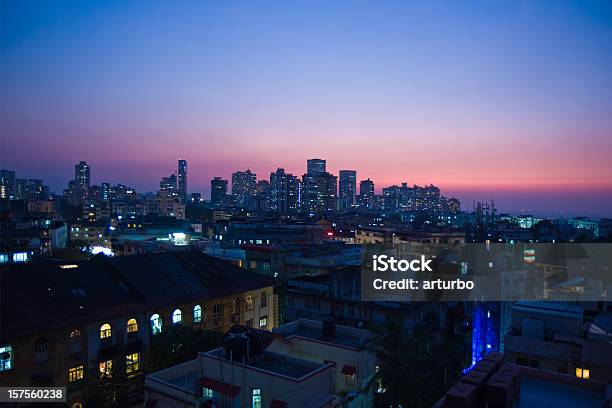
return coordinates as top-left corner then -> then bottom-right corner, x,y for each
0,252 -> 278,407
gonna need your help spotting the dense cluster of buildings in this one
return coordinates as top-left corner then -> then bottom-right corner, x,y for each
1,158 -> 611,407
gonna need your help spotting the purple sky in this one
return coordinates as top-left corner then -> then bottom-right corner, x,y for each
1,1 -> 611,217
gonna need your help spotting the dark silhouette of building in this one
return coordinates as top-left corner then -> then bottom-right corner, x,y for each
231,170 -> 257,208
75,161 -> 90,194
359,178 -> 375,209
339,170 -> 357,208
270,168 -> 301,213
159,174 -> 177,195
177,159 -> 187,203
210,177 -> 228,208
301,171 -> 337,213
306,158 -> 326,175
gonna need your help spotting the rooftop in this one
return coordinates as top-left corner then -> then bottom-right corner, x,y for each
513,301 -> 583,319
435,354 -> 610,408
1,251 -> 276,340
517,376 -> 604,408
273,318 -> 380,350
203,348 -> 328,380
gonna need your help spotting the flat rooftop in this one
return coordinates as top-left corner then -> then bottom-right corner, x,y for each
166,370 -> 200,394
513,301 -> 583,319
436,358 -> 610,408
517,376 -> 604,408
274,318 -> 379,349
204,348 -> 328,380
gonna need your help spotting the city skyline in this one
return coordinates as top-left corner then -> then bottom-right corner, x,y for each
1,1 -> 611,216
2,157 -> 611,218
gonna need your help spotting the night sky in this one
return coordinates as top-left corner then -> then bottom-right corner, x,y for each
1,1 -> 611,216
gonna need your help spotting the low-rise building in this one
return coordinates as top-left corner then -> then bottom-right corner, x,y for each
434,352 -> 611,408
269,318 -> 380,402
504,301 -> 612,383
0,251 -> 277,407
145,319 -> 380,408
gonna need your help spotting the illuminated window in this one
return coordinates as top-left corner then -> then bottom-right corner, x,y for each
12,252 -> 28,262
68,365 -> 84,382
172,309 -> 182,324
126,353 -> 139,374
345,373 -> 356,386
193,305 -> 202,323
72,402 -> 83,408
252,388 -> 261,408
127,318 -> 138,333
259,316 -> 268,329
60,264 -> 78,269
260,292 -> 267,308
576,367 -> 590,380
99,323 -> 112,339
150,314 -> 162,335
0,345 -> 13,371
203,387 -> 214,398
99,359 -> 112,378
246,295 -> 254,311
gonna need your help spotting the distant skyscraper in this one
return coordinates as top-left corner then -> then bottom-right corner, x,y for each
65,161 -> 91,203
286,174 -> 301,212
270,168 -> 287,212
100,182 -> 111,201
301,171 -> 337,213
359,178 -> 375,209
270,168 -> 301,213
0,169 -> 16,199
339,170 -> 357,208
14,178 -> 27,200
75,161 -> 90,191
27,179 -> 44,199
160,174 -> 177,195
74,161 -> 90,201
306,158 -> 326,175
210,177 -> 228,207
382,183 -> 410,212
177,159 -> 187,202
232,170 -> 257,208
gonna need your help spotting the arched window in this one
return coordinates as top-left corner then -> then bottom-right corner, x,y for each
193,305 -> 202,323
99,323 -> 112,339
127,318 -> 138,333
260,291 -> 267,308
172,309 -> 182,324
150,314 -> 162,335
